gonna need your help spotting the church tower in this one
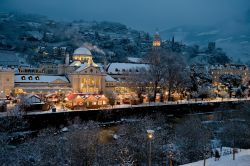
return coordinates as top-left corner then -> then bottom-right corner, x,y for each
152,32 -> 161,48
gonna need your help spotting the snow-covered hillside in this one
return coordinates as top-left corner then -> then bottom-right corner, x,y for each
160,23 -> 250,62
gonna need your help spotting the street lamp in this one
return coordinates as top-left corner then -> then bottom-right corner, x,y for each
147,130 -> 154,166
166,143 -> 174,166
168,151 -> 173,166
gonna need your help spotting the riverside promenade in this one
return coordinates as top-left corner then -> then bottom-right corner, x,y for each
0,97 -> 249,131
1,97 -> 249,117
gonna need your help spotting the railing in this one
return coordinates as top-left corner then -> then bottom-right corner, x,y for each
2,97 -> 248,116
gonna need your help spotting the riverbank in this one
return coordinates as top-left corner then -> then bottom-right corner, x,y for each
1,98 -> 249,131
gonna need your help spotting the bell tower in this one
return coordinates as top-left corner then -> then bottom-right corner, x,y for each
153,31 -> 161,48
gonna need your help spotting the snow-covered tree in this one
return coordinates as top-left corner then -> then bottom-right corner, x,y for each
190,65 -> 212,92
140,49 -> 188,101
219,74 -> 242,87
174,116 -> 212,164
118,148 -> 136,166
192,85 -> 214,100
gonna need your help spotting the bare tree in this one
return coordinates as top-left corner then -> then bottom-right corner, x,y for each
143,49 -> 168,101
142,50 -> 188,101
162,52 -> 189,101
118,147 -> 136,166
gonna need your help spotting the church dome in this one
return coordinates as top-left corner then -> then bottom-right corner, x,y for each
73,47 -> 92,56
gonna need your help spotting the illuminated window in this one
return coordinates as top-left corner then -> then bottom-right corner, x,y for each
28,76 -> 33,80
21,76 -> 26,80
82,88 -> 87,93
91,79 -> 95,85
35,76 -> 40,80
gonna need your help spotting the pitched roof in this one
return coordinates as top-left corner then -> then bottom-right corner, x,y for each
105,75 -> 117,82
75,63 -> 88,72
107,63 -> 148,74
15,75 -> 69,83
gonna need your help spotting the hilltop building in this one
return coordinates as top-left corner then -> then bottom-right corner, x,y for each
152,32 -> 161,48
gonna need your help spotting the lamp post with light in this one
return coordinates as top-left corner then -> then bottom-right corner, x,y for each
147,130 -> 154,166
168,151 -> 173,166
166,143 -> 174,166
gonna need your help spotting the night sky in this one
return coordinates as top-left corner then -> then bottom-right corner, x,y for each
1,0 -> 249,32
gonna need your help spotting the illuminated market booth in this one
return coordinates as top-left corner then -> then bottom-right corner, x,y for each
65,93 -> 109,109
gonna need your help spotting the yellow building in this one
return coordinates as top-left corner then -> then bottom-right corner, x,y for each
14,75 -> 71,94
0,68 -> 14,96
106,62 -> 148,104
210,64 -> 249,85
67,47 -> 106,94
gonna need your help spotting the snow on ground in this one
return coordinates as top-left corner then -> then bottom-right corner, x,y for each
181,149 -> 250,166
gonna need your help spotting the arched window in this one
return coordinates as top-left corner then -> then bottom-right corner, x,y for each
21,76 -> 26,80
28,76 -> 33,80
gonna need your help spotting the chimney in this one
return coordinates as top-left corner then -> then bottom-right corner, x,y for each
65,53 -> 70,66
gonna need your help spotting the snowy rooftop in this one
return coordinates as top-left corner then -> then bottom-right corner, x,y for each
26,31 -> 43,40
15,75 -> 69,83
70,61 -> 82,67
107,63 -> 148,74
0,66 -> 14,72
105,75 -> 117,82
210,64 -> 248,70
127,57 -> 142,63
75,63 -> 88,72
73,47 -> 92,56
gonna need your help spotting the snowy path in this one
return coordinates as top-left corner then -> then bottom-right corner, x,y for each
1,97 -> 250,117
181,149 -> 250,166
